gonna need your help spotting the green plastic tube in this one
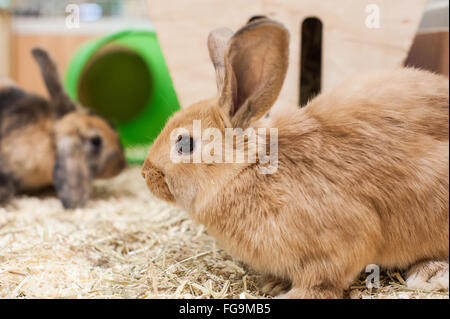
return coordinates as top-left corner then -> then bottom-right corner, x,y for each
65,29 -> 180,163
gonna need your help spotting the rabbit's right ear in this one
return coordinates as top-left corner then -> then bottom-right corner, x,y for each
53,134 -> 92,209
212,18 -> 289,129
32,47 -> 76,117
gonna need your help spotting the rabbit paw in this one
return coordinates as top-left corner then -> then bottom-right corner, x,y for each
276,285 -> 342,299
260,275 -> 291,297
406,260 -> 449,291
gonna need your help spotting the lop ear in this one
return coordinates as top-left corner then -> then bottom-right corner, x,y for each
53,135 -> 92,209
32,47 -> 76,117
217,18 -> 289,128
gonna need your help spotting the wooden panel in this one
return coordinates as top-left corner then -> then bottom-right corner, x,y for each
148,0 -> 426,111
405,29 -> 449,77
0,10 -> 12,78
11,34 -> 97,97
148,0 -> 262,108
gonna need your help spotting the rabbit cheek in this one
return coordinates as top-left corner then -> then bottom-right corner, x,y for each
97,151 -> 126,178
142,163 -> 174,203
165,174 -> 198,210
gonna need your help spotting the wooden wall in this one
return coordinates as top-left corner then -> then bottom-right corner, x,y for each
405,29 -> 449,77
0,10 -> 12,79
11,33 -> 96,97
148,0 -> 427,111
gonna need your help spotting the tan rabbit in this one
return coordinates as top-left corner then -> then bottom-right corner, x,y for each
0,48 -> 126,209
141,17 -> 449,298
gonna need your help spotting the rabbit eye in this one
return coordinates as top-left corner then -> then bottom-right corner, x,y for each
90,136 -> 102,148
176,135 -> 194,155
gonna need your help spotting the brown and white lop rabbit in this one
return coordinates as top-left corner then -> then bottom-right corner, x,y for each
0,48 -> 126,209
141,17 -> 449,298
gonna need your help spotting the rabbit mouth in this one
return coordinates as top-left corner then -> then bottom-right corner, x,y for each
142,162 -> 175,203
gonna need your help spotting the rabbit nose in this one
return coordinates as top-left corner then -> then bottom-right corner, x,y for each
141,162 -> 151,179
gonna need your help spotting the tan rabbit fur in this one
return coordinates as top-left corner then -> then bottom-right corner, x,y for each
142,17 -> 449,298
0,48 -> 125,208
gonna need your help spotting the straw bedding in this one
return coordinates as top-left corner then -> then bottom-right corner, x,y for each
0,167 -> 448,299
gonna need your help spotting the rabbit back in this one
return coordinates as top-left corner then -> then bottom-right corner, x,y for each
0,86 -> 55,191
264,68 -> 449,268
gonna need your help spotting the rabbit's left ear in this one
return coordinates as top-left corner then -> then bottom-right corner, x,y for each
208,27 -> 234,92
215,18 -> 289,128
53,135 -> 92,209
32,47 -> 76,117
